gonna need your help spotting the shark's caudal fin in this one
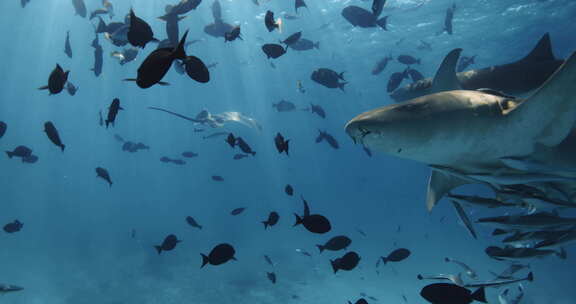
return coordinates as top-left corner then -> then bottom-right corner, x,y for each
511,50 -> 576,147
430,48 -> 462,93
426,169 -> 471,211
519,33 -> 555,63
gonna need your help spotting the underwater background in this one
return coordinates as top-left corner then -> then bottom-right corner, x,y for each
1,0 -> 576,303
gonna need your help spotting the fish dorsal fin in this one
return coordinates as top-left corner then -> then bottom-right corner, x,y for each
431,48 -> 462,93
426,167 -> 471,211
519,33 -> 555,63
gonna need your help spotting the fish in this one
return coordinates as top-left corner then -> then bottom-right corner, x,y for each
274,133 -> 289,155
236,137 -> 256,156
201,243 -> 237,267
295,0 -> 307,13
0,284 -> 23,294
477,212 -> 576,230
442,3 -> 456,35
345,48 -> 576,212
295,248 -> 312,257
464,272 -> 533,289
293,197 -> 331,234
166,0 -> 202,15
231,207 -> 245,215
489,263 -> 529,280
457,55 -> 476,72
372,0 -> 386,17
398,55 -> 420,65
273,100 -> 296,112
447,193 -> 510,208
43,122 -> 65,151
3,220 -> 23,233
6,145 -> 32,159
331,251 -> 361,273
160,156 -> 173,163
317,235 -> 352,253
267,272 -> 277,284
289,39 -> 319,51
154,234 -> 181,254
233,153 -> 248,160
158,13 -> 186,46
182,56 -> 210,83
224,26 -> 242,42
124,30 -> 189,88
341,6 -> 388,30
451,200 -> 477,239
285,184 -> 294,196
38,64 -> 69,95
372,56 -> 393,75
91,35 -> 103,77
406,69 -> 424,82
105,98 -> 123,128
263,255 -> 274,266
381,248 -> 410,264
64,31 -> 72,58
96,167 -> 113,187
391,34 -> 564,102
204,21 -> 235,38
417,273 -> 464,286
0,121 -> 6,138
212,175 -> 224,182
499,286 -> 524,304
264,10 -> 281,32
444,257 -> 477,279
66,82 -> 78,96
309,104 -> 326,118
71,0 -> 87,18
262,211 -> 280,229
127,9 -> 158,48
182,151 -> 198,158
186,216 -> 202,229
226,133 -> 236,148
316,130 -> 339,149
311,68 -> 346,91
485,246 -> 566,260
281,31 -> 302,46
90,8 -> 109,20
349,299 -> 368,304
387,70 -> 408,92
262,44 -> 286,59
420,284 -> 486,304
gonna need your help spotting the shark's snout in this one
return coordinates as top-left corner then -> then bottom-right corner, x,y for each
345,114 -> 377,145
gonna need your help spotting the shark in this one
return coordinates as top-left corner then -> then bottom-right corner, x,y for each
345,48 -> 576,211
390,33 -> 564,102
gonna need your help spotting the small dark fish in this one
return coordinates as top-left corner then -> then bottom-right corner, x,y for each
356,228 -> 367,237
341,6 -> 388,29
387,70 -> 408,92
397,55 -> 420,65
91,35 -> 103,77
457,55 -> 476,72
264,255 -> 274,266
22,154 -> 38,164
262,44 -> 286,59
264,10 -> 280,32
160,156 -> 172,163
233,153 -> 248,160
381,248 -> 411,264
349,299 -> 368,304
309,104 -> 326,118
224,26 -> 242,42
106,98 -> 123,128
281,31 -> 302,46
316,130 -> 339,149
66,82 -> 78,96
443,3 -> 456,35
71,0 -> 87,18
186,216 -> 202,229
157,13 -> 185,47
236,137 -> 256,156
363,146 -> 372,157
294,213 -> 331,234
111,48 -> 139,65
285,184 -> 294,196
183,55 -> 210,83
212,175 -> 224,182
128,9 -> 158,48
166,0 -> 202,15
267,272 -> 277,284
331,251 -> 361,273
273,100 -> 296,112
64,31 -> 73,58
43,121 -> 65,151
420,284 -> 486,304
317,235 -> 352,253
96,167 -> 113,187
372,56 -> 393,75
262,211 -> 280,229
0,121 -> 7,138
6,145 -> 32,159
295,0 -> 307,12
226,133 -> 236,148
289,39 -> 319,51
154,234 -> 181,254
182,151 -> 198,158
274,133 -> 290,155
372,0 -> 386,17
201,243 -> 237,267
406,69 -> 424,82
38,64 -> 69,95
311,68 -> 346,91
231,207 -> 245,215
3,220 -> 23,233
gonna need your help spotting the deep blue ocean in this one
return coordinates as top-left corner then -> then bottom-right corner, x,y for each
1,0 -> 576,303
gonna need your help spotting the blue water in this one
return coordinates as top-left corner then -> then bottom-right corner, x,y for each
1,0 -> 576,303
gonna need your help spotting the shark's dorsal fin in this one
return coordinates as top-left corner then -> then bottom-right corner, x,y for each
519,33 -> 555,63
426,168 -> 471,212
431,48 -> 462,93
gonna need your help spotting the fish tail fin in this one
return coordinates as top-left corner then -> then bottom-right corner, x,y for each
444,257 -> 450,262
339,82 -> 347,92
382,256 -> 387,265
293,213 -> 303,226
376,16 -> 388,30
201,254 -> 210,268
61,145 -> 65,152
330,260 -> 339,274
314,41 -> 320,49
154,246 -> 162,254
526,272 -> 534,282
417,274 -> 423,280
6,151 -> 13,158
262,221 -> 269,229
251,152 -> 256,156
173,30 -> 189,60
316,245 -> 324,253
471,287 -> 487,303
96,17 -> 107,33
198,225 -> 203,230
38,85 -> 49,90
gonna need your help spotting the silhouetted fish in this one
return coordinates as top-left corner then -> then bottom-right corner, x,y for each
201,243 -> 237,267
106,98 -> 123,128
236,137 -> 256,156
64,31 -> 72,58
309,104 -> 326,118
262,211 -> 280,229
91,35 -> 103,77
442,3 -> 456,35
281,31 -> 302,46
316,130 -> 339,149
267,272 -> 277,284
381,248 -> 411,264
182,151 -> 198,158
231,207 -> 245,215
285,184 -> 294,196
158,13 -> 185,46
128,9 -> 158,48
6,145 -> 32,159
372,0 -> 386,17
372,56 -> 393,75
274,133 -> 289,155
420,284 -> 486,304
233,153 -> 248,160
3,220 -> 23,233
71,0 -> 87,18
66,82 -> 78,96
331,251 -> 361,273
224,26 -> 242,42
387,70 -> 408,92
154,234 -> 181,254
311,68 -> 346,91
397,55 -> 420,65
407,69 -> 424,82
212,175 -> 224,182
317,235 -> 351,253
341,6 -> 388,29
183,56 -> 210,83
186,216 -> 203,229
289,39 -> 319,51
0,121 -> 6,138
96,167 -> 113,187
264,255 -> 274,266
111,48 -> 138,65
265,10 -> 281,32
44,121 -> 65,151
39,64 -> 69,95
273,100 -> 296,112
262,44 -> 286,59
295,0 -> 307,13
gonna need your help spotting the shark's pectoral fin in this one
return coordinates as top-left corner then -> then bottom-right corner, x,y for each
426,168 -> 471,211
430,48 -> 462,93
